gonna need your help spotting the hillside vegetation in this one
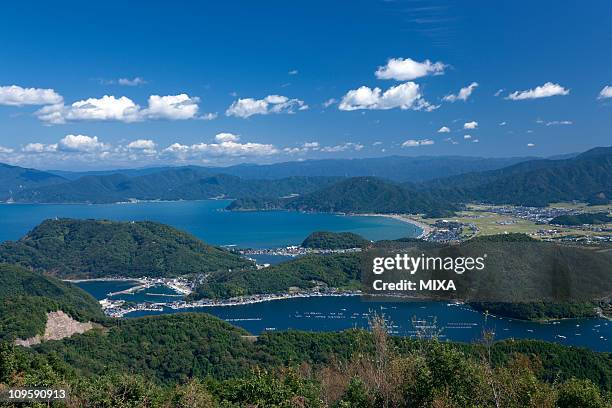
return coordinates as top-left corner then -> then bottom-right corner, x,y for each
550,212 -> 612,225
422,147 -> 612,207
301,231 -> 371,249
196,253 -> 362,299
0,218 -> 252,279
1,313 -> 610,406
0,263 -> 103,341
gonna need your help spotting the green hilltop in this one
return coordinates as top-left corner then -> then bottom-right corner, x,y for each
0,218 -> 253,279
301,231 -> 371,249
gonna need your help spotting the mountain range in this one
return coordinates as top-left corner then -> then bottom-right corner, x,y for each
0,147 -> 610,210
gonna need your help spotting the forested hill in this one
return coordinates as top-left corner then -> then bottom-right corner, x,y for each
10,169 -> 340,204
0,162 -> 66,201
0,263 -> 103,341
421,146 -> 612,206
229,177 -> 458,214
0,219 -> 253,279
301,231 -> 371,249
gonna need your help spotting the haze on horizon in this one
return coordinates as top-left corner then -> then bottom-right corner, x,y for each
0,0 -> 611,170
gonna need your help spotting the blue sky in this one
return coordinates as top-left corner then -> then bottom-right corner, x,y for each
0,0 -> 611,169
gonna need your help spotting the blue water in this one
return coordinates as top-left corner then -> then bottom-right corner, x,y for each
4,201 -> 610,351
79,283 -> 611,352
0,201 -> 419,248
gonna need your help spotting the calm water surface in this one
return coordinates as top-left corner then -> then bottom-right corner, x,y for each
0,201 -> 419,248
76,281 -> 612,352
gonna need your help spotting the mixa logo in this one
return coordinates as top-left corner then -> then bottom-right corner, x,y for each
372,253 -> 487,275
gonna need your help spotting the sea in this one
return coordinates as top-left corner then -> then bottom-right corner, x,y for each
1,200 -> 610,351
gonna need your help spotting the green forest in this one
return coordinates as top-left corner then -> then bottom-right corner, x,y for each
301,231 -> 371,249
1,313 -> 611,407
0,219 -> 252,279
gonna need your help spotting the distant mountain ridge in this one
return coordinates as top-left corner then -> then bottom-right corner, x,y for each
0,147 -> 610,208
46,155 -> 535,182
0,162 -> 67,201
421,146 -> 612,206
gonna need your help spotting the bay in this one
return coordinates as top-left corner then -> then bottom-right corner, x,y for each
0,201 -> 419,248
76,280 -> 612,352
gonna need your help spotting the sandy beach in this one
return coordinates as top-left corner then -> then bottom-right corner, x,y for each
355,213 -> 433,238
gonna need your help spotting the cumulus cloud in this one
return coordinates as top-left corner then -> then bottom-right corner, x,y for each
375,58 -> 445,80
506,82 -> 570,100
163,139 -> 278,159
288,70 -> 299,75
58,134 -> 109,152
225,95 -> 308,118
463,121 -> 478,129
143,94 -> 200,120
597,86 -> 612,99
214,132 -> 240,143
401,139 -> 434,148
437,126 -> 450,133
499,121 -> 507,126
463,134 -> 472,139
320,142 -> 364,152
0,85 -> 63,106
338,82 -> 436,111
443,82 -> 478,102
118,77 -> 147,86
0,146 -> 14,154
527,143 -> 535,147
22,142 -> 57,153
35,93 -> 204,124
127,139 -> 156,151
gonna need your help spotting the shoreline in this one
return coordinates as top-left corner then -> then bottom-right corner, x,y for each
354,213 -> 432,238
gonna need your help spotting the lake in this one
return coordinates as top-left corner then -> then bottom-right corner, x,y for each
0,200 -> 419,248
75,280 -> 612,352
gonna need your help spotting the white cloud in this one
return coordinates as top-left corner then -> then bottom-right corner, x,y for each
463,121 -> 478,129
545,120 -> 573,126
0,85 -> 63,106
288,69 -> 299,75
338,82 -> 436,111
22,142 -> 57,153
143,94 -> 200,120
320,142 -> 364,152
214,132 -> 240,143
117,77 -> 147,86
225,95 -> 308,118
506,82 -> 570,100
499,121 -> 507,126
597,86 -> 612,99
35,93 -> 204,124
0,146 -> 13,153
284,142 -> 320,154
437,126 -> 450,133
163,140 -> 278,159
463,134 -> 472,139
127,139 -> 156,151
494,89 -> 504,97
527,143 -> 535,147
323,98 -> 337,108
443,82 -> 478,102
472,139 -> 479,143
375,58 -> 445,81
401,139 -> 434,148
58,134 -> 108,152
